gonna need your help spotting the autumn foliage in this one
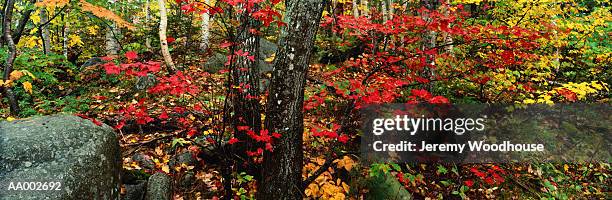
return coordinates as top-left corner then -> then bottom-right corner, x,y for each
1,0 -> 610,199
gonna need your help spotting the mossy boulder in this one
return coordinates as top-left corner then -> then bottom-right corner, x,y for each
0,114 -> 121,200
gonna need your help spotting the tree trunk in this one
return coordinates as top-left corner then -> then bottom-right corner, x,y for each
199,0 -> 210,51
421,0 -> 438,90
382,0 -> 388,22
158,0 -> 175,69
362,0 -> 369,17
62,15 -> 68,58
230,7 -> 262,161
145,0 -> 152,50
40,5 -> 51,54
2,0 -> 21,116
353,0 -> 359,18
103,0 -> 120,55
12,0 -> 37,45
441,0 -> 453,54
257,0 -> 325,199
388,0 -> 394,20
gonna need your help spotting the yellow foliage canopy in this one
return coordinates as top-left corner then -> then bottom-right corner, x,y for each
35,0 -> 69,8
80,0 -> 135,30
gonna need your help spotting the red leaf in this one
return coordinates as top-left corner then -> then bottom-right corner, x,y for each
187,129 -> 198,137
103,63 -> 121,75
167,37 -> 176,43
228,138 -> 239,145
115,121 -> 125,130
557,88 -> 577,102
91,118 -> 103,126
428,96 -> 449,104
411,89 -> 431,99
338,134 -> 349,143
265,143 -> 273,152
237,126 -> 250,131
464,179 -> 474,187
125,51 -> 138,60
219,41 -> 233,48
159,111 -> 169,120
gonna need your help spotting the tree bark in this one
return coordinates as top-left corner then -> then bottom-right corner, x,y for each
12,0 -> 37,45
362,0 -> 369,17
62,14 -> 68,58
230,6 -> 262,161
353,0 -> 359,18
158,0 -> 175,69
145,0 -> 152,50
382,0 -> 388,22
105,0 -> 120,55
2,0 -> 21,116
40,5 -> 51,54
199,0 -> 210,51
257,0 -> 325,199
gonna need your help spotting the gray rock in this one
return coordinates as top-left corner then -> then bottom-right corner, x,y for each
135,73 -> 158,91
365,173 -> 412,200
169,152 -> 197,168
122,180 -> 146,200
131,153 -> 155,170
203,53 -> 227,73
178,172 -> 195,188
80,57 -> 105,68
145,173 -> 172,200
0,114 -> 121,200
204,39 -> 277,75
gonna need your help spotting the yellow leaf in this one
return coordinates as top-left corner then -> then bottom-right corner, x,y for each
30,11 -> 41,24
87,26 -> 99,35
161,165 -> 170,173
342,182 -> 349,193
264,53 -> 276,62
6,117 -> 15,122
9,71 -> 24,81
21,70 -> 36,79
23,81 -> 33,94
68,35 -> 84,47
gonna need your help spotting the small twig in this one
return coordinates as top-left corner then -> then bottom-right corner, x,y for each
122,134 -> 174,156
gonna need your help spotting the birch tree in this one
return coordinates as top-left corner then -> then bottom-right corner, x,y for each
158,0 -> 175,69
199,0 -> 210,51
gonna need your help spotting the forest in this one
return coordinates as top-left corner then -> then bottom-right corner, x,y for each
0,0 -> 610,199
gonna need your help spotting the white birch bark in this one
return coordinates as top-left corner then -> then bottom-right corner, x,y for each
158,0 -> 175,69
199,0 -> 210,51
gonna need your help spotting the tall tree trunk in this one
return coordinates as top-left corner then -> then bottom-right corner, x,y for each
40,5 -> 51,54
362,0 -> 369,17
230,7 -> 262,161
388,0 -> 394,20
199,0 -> 210,51
12,0 -> 37,45
158,0 -> 175,69
145,0 -> 152,50
104,0 -> 120,55
257,0 -> 325,199
441,0 -> 453,54
382,0 -> 388,22
421,0 -> 438,90
62,14 -> 68,58
353,0 -> 359,18
2,0 -> 20,116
